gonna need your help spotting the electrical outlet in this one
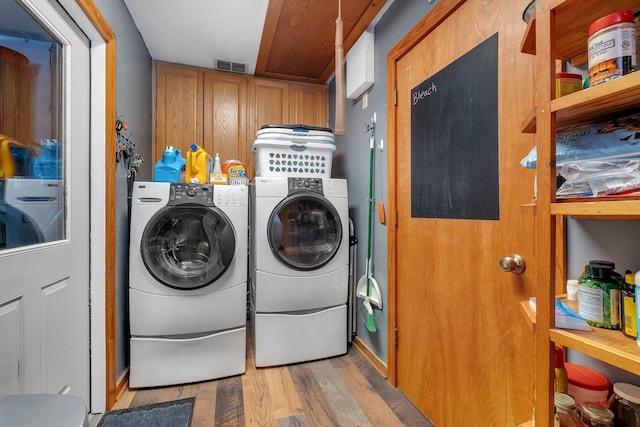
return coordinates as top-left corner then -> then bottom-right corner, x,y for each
362,92 -> 368,109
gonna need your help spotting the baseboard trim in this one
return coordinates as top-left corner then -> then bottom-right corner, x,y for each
115,368 -> 129,400
353,336 -> 387,378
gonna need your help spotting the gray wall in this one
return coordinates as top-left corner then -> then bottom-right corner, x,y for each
330,0 -> 438,362
94,0 -> 152,378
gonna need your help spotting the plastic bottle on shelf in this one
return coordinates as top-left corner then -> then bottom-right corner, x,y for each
578,263 -> 621,330
621,271 -> 637,340
566,279 -> 579,302
636,270 -> 640,349
555,345 -> 568,394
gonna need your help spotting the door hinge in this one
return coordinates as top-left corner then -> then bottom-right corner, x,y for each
394,89 -> 398,106
395,328 -> 399,346
394,210 -> 398,226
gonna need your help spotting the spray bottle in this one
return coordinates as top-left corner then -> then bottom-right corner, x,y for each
210,152 -> 227,184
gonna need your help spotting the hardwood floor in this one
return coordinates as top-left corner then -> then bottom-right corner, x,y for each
107,332 -> 434,427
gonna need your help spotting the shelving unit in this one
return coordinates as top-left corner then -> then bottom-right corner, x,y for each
525,0 -> 640,425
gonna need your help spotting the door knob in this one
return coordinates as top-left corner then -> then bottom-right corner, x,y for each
499,254 -> 526,274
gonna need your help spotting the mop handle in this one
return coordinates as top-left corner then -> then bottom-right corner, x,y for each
365,135 -> 375,296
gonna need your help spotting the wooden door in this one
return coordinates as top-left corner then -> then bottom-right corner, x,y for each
203,70 -> 247,166
388,0 -> 537,425
247,77 -> 289,178
154,62 -> 203,164
289,82 -> 328,127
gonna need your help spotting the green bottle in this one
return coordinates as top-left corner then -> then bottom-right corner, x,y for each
578,264 -> 621,329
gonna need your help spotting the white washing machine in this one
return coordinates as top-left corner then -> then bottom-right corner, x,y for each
0,178 -> 64,248
129,181 -> 248,388
250,177 -> 348,367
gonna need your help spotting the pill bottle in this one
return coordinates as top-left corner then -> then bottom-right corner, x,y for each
578,264 -> 621,329
622,272 -> 637,339
566,279 -> 579,302
636,270 -> 640,349
586,260 -> 624,285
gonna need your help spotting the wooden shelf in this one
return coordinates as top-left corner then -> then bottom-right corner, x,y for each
551,199 -> 640,219
520,0 -> 639,64
521,296 -> 640,375
551,72 -> 640,126
529,0 -> 640,424
550,327 -> 640,375
520,300 -> 536,332
520,72 -> 640,133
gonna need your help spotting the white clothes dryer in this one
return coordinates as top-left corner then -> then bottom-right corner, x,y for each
129,181 -> 248,388
0,178 -> 64,248
250,177 -> 348,367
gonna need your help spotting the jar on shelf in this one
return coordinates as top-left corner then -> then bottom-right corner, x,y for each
578,263 -> 621,329
579,401 -> 614,427
610,382 -> 640,427
554,392 -> 583,427
588,10 -> 636,87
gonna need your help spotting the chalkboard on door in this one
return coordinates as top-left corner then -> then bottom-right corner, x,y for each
410,33 -> 499,220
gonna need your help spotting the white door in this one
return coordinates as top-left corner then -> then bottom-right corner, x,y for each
0,0 -> 90,405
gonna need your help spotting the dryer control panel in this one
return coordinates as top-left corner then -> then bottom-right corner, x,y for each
288,177 -> 323,195
168,183 -> 214,206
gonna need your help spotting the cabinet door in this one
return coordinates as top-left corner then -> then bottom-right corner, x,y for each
203,70 -> 247,166
289,82 -> 328,127
0,47 -> 31,144
154,62 -> 203,163
247,77 -> 289,177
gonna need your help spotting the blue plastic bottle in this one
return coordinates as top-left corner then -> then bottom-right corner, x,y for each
153,146 -> 186,183
31,139 -> 62,179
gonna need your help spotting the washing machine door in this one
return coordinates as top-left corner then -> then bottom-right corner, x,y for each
140,205 -> 236,290
268,193 -> 342,270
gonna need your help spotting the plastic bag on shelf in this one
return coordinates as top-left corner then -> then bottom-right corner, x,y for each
556,158 -> 640,197
520,110 -> 640,169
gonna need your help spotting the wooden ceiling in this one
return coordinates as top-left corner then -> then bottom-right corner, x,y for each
255,0 -> 389,84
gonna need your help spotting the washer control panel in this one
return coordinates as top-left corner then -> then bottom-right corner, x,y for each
168,183 -> 214,206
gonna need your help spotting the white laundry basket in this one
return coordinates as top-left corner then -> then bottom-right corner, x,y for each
252,124 -> 336,178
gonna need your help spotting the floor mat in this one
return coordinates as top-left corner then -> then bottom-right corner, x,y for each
96,397 -> 194,427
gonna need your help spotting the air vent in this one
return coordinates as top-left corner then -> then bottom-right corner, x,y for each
214,59 -> 247,74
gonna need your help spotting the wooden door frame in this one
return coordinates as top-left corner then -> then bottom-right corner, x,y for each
74,0 -> 118,409
385,0 -> 466,387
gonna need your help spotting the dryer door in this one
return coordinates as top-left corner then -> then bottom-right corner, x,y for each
140,205 -> 236,289
268,193 -> 342,270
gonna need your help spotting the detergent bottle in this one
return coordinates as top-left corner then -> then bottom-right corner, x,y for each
0,134 -> 32,178
31,139 -> 62,179
153,146 -> 186,183
185,144 -> 209,183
